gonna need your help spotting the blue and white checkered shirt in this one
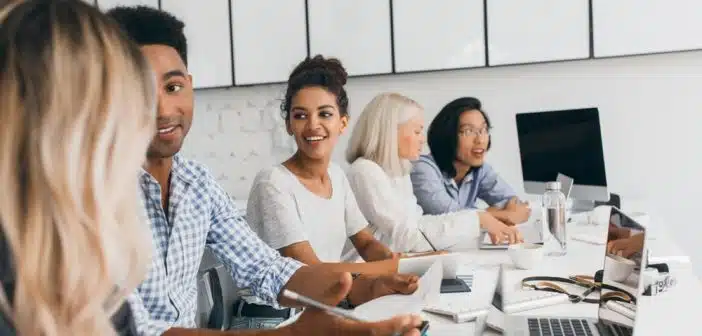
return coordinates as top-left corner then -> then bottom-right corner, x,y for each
128,154 -> 303,335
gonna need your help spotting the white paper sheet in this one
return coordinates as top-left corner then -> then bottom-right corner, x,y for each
353,260 -> 443,321
397,253 -> 458,279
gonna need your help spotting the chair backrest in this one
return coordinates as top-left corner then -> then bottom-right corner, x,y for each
196,248 -> 242,330
196,197 -> 248,329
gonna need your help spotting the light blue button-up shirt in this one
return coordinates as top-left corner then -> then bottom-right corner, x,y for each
410,154 -> 516,215
128,154 -> 303,335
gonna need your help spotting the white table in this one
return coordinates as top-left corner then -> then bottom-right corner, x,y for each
421,209 -> 701,336
275,203 -> 699,335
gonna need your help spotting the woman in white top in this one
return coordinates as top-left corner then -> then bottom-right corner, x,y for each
346,93 -> 522,252
247,56 -> 410,276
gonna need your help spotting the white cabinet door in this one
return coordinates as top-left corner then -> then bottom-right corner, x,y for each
95,0 -> 158,10
487,0 -> 590,66
231,0 -> 307,85
593,0 -> 702,58
161,0 -> 233,89
307,0 -> 392,76
392,0 -> 485,72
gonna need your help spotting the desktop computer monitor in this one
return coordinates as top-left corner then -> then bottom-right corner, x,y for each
515,107 -> 609,210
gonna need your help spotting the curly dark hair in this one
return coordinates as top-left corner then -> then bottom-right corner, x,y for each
281,54 -> 349,120
107,5 -> 188,66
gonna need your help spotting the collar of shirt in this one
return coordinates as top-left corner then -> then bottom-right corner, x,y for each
443,167 -> 476,190
139,153 -> 199,187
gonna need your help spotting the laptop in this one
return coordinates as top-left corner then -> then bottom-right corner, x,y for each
555,172 -> 575,225
503,207 -> 646,335
556,173 -> 574,200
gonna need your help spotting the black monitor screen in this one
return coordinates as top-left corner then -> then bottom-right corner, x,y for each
515,107 -> 607,186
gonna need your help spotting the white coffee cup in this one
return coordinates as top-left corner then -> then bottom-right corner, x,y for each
605,254 -> 636,282
508,243 -> 544,270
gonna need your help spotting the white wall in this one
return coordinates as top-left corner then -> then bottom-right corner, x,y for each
183,50 -> 702,277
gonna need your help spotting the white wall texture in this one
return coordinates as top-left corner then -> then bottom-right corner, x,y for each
182,50 -> 702,277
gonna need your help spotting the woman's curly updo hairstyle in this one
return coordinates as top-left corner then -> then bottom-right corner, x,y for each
281,54 -> 349,120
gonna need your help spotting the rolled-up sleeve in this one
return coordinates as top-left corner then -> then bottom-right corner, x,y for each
476,164 -> 516,208
127,291 -> 171,336
205,181 -> 303,306
410,158 -> 462,215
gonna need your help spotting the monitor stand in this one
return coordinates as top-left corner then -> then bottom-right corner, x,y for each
570,199 -> 596,214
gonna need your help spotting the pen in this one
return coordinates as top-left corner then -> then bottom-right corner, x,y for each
419,230 -> 437,252
281,289 -> 367,322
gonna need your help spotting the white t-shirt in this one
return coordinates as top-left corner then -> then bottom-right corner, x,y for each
246,163 -> 368,263
347,158 -> 481,252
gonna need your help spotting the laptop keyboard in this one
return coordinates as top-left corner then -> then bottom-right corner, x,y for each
606,323 -> 633,336
527,318 -> 593,336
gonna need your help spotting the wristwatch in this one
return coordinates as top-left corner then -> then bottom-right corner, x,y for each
337,273 -> 362,309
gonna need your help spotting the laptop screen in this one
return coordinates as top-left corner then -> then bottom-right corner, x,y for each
597,207 -> 646,330
556,173 -> 574,199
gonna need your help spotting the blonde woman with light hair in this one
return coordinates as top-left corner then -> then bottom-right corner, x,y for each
346,93 -> 518,252
0,0 -> 156,335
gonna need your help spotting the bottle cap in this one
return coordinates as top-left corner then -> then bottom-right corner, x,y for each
546,181 -> 561,191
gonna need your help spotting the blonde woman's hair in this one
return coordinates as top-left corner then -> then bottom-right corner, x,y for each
0,0 -> 156,335
346,92 -> 423,176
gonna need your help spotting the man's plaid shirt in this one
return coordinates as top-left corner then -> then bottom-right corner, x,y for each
128,154 -> 303,335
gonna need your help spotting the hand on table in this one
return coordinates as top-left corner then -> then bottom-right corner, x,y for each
607,223 -> 632,241
290,311 -> 423,336
607,233 -> 645,258
480,211 -> 524,244
287,272 -> 423,336
347,273 -> 419,306
501,197 -> 531,226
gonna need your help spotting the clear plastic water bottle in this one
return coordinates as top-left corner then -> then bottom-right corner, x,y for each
542,181 -> 567,256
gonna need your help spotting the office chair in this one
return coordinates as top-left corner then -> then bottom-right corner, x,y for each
197,248 -> 241,330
